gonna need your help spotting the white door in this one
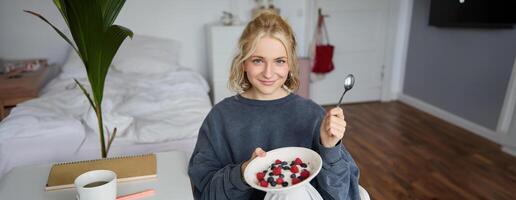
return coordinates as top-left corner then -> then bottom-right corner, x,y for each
309,0 -> 391,105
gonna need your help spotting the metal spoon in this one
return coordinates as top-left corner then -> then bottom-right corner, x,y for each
336,74 -> 355,108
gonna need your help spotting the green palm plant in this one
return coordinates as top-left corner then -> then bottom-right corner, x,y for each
25,0 -> 133,158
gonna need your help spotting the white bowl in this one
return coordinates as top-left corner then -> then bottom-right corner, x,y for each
243,147 -> 322,193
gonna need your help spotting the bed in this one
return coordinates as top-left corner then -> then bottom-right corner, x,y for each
0,35 -> 212,179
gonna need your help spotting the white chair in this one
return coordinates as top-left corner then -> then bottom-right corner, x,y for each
359,185 -> 371,200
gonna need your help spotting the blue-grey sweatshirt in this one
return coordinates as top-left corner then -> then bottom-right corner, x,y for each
188,93 -> 360,200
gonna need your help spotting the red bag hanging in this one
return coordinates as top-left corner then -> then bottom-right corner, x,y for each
312,10 -> 334,74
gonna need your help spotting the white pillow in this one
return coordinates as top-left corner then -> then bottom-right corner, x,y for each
113,34 -> 181,68
113,56 -> 176,75
61,34 -> 180,77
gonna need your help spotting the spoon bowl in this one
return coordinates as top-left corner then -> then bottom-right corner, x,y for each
336,74 -> 355,108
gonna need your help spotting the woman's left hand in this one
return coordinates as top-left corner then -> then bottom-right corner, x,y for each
320,107 -> 347,148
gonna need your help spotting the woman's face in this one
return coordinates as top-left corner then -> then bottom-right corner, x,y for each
243,36 -> 290,100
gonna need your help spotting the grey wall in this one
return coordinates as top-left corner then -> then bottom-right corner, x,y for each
404,0 -> 516,130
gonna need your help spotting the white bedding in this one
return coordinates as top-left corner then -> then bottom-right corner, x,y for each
0,67 -> 211,179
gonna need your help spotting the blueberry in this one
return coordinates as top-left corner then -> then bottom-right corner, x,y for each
300,163 -> 307,168
270,182 -> 277,187
271,164 -> 276,168
282,166 -> 290,170
279,174 -> 284,178
290,174 -> 296,178
267,177 -> 274,183
268,172 -> 274,176
282,182 -> 288,187
281,161 -> 288,165
262,170 -> 267,174
290,161 -> 295,166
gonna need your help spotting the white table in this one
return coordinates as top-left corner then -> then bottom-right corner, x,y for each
0,151 -> 193,200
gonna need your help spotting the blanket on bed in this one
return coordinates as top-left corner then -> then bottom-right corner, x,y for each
0,68 -> 211,143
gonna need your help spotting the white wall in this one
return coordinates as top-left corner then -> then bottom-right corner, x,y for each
115,0 -> 231,77
0,0 -> 309,79
0,0 -> 69,65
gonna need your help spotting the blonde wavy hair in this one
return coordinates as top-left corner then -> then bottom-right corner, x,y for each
228,10 -> 299,93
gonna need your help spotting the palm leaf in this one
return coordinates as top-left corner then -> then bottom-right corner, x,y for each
106,127 -> 117,156
101,0 -> 127,29
73,79 -> 95,110
96,25 -> 133,102
23,10 -> 78,54
52,0 -> 69,28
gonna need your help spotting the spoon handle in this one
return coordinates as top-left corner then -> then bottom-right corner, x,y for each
336,90 -> 348,108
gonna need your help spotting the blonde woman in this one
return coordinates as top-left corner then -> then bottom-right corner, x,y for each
188,11 -> 360,200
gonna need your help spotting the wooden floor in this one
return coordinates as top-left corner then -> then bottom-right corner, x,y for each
324,101 -> 516,200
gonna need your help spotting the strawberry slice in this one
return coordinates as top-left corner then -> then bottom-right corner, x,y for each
300,169 -> 310,179
273,167 -> 281,175
260,180 -> 269,187
290,165 -> 299,173
256,172 -> 265,181
291,177 -> 300,185
294,157 -> 303,165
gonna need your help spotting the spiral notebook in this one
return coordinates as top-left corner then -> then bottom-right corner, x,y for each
45,154 -> 157,191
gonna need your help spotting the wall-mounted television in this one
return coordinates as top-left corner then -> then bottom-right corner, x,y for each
429,0 -> 516,29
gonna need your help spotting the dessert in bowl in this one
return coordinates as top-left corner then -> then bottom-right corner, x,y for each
243,147 -> 323,199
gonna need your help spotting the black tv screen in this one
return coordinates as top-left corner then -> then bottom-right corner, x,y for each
429,0 -> 516,28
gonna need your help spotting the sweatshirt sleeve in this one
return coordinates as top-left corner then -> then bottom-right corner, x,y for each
188,112 -> 253,200
311,108 -> 361,200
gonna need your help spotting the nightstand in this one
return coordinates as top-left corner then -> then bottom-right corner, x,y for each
0,66 -> 50,113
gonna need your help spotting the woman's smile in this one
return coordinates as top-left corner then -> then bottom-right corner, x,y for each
259,79 -> 276,86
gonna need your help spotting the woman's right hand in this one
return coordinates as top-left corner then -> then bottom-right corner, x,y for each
241,147 -> 267,177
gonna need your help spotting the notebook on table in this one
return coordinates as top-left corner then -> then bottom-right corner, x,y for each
46,154 -> 157,191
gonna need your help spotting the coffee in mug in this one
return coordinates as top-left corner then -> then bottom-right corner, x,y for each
83,181 -> 109,188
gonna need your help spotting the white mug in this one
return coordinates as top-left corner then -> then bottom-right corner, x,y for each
74,170 -> 117,200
